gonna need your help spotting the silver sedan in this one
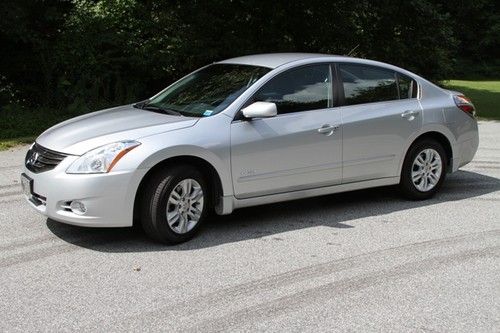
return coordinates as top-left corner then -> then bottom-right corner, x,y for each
21,53 -> 479,243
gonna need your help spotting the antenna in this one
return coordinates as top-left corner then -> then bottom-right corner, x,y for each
347,44 -> 360,57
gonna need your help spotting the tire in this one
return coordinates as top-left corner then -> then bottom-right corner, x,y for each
140,165 -> 209,244
399,139 -> 447,200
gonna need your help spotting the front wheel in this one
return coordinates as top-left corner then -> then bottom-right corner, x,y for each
400,140 -> 447,200
140,165 -> 209,244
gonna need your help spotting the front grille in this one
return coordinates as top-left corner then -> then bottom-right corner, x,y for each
25,143 -> 69,173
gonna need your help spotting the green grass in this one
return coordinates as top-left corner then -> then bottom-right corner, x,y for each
442,80 -> 500,120
0,136 -> 36,150
0,105 -> 88,151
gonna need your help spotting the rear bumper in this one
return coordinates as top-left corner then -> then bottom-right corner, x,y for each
22,155 -> 147,227
451,123 -> 479,172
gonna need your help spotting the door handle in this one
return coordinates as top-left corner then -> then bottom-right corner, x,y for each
317,124 -> 340,135
401,110 -> 419,119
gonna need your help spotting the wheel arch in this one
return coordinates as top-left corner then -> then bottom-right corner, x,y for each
133,155 -> 225,224
402,130 -> 454,174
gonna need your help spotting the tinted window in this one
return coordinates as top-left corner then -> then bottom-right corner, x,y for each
339,64 -> 398,105
146,64 -> 270,117
254,64 -> 332,114
398,73 -> 418,99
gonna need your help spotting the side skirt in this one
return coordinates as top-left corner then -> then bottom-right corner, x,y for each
215,177 -> 400,215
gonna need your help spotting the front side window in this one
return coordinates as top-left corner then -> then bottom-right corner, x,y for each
253,64 -> 332,114
146,64 -> 271,117
339,64 -> 398,105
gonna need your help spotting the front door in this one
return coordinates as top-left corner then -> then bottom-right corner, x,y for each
230,64 -> 343,199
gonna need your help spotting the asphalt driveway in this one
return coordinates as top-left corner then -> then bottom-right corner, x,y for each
1,121 -> 499,332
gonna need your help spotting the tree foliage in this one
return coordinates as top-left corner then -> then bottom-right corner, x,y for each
0,0 -> 498,110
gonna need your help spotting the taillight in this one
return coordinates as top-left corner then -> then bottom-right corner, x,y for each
453,95 -> 476,117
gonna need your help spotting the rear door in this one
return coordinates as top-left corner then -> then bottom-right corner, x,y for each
337,63 -> 422,183
230,64 -> 343,198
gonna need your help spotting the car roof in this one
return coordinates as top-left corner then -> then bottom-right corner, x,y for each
217,53 -> 352,69
215,53 -> 431,89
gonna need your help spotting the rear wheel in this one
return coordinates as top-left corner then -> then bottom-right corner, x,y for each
400,139 -> 447,200
140,165 -> 209,244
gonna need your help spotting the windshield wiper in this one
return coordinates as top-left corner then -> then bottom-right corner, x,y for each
132,100 -> 148,109
141,104 -> 183,116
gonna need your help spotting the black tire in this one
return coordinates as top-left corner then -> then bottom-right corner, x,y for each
400,139 -> 447,200
140,165 -> 209,244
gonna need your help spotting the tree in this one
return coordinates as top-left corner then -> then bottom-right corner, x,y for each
0,0 -> 498,110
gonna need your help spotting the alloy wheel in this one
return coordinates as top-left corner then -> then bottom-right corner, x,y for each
166,178 -> 204,234
411,148 -> 442,192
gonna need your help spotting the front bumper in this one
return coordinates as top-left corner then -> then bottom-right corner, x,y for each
22,155 -> 147,227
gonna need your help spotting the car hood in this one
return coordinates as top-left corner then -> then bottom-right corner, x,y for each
36,105 -> 199,155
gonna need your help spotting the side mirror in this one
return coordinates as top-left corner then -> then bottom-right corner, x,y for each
241,101 -> 277,119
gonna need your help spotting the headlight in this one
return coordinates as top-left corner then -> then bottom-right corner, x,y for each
66,140 -> 141,174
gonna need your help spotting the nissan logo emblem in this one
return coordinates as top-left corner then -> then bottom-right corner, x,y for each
28,151 -> 39,166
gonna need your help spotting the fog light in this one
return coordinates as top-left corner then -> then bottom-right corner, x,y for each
70,201 -> 87,215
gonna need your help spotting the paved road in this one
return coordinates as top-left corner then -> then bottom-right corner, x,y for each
1,122 -> 499,332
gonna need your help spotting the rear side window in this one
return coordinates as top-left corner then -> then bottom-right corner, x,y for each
398,73 -> 418,99
253,64 -> 332,114
339,64 -> 398,105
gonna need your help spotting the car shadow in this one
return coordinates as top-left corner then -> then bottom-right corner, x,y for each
46,170 -> 500,252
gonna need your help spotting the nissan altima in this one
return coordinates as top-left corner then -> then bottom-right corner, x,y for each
21,53 -> 479,243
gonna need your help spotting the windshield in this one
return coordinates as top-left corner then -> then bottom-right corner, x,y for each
145,64 -> 271,117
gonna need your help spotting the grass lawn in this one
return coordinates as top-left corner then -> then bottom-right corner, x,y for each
442,80 -> 500,120
0,105 -> 90,151
0,108 -> 77,150
0,136 -> 36,151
